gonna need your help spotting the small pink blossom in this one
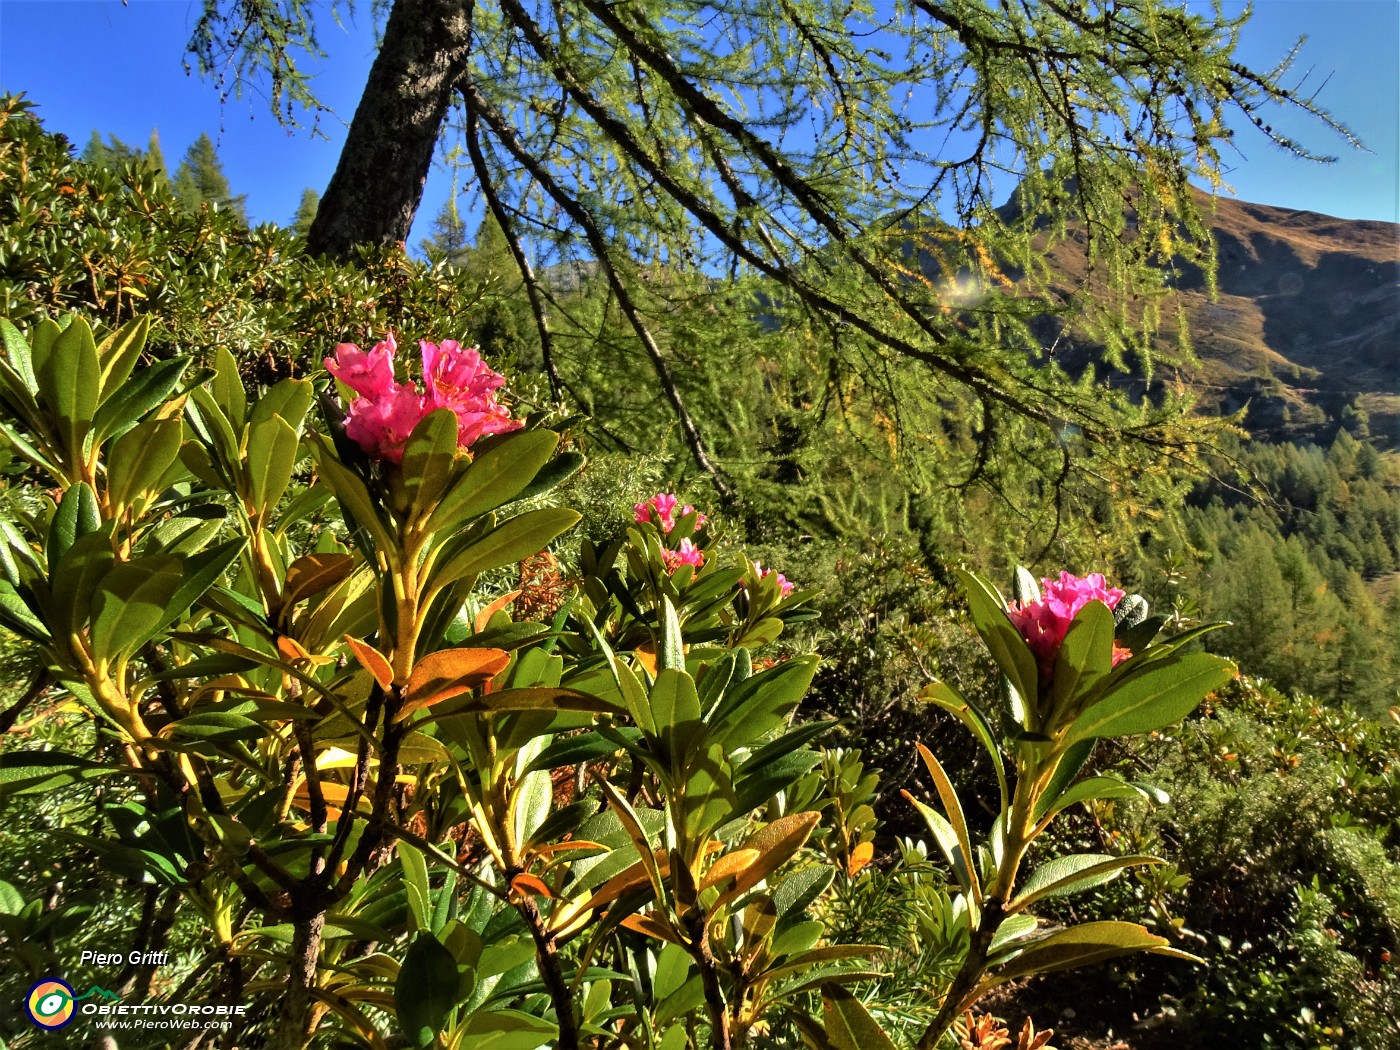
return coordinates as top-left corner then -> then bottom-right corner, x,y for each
662,538 -> 705,574
326,336 -> 520,463
634,492 -> 707,534
635,492 -> 680,530
421,339 -> 523,448
751,561 -> 795,598
1007,571 -> 1128,681
326,336 -> 398,398
342,382 -> 424,464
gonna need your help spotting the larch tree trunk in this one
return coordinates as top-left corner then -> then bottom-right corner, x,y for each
305,0 -> 472,260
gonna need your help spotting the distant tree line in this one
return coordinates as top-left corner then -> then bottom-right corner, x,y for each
1134,429 -> 1400,715
80,127 -> 327,234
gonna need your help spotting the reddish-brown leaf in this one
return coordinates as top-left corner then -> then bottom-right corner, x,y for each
399,647 -> 511,720
344,635 -> 394,691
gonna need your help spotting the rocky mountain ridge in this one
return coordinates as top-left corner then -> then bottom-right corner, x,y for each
1047,190 -> 1400,444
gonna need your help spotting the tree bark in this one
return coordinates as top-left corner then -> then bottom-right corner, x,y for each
306,0 -> 473,260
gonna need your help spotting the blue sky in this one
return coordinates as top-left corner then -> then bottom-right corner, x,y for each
0,0 -> 1396,246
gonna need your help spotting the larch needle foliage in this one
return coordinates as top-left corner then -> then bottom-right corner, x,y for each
179,0 -> 1358,529
0,308 -> 1232,1049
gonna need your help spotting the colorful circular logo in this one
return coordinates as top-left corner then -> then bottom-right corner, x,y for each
25,979 -> 77,1029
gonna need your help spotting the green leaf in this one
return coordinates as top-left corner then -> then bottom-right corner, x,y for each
1048,600 -> 1116,721
904,792 -> 978,899
1036,775 -> 1163,822
735,616 -> 783,649
210,346 -> 247,428
161,539 -> 246,634
955,568 -> 1039,724
733,749 -> 822,814
918,680 -> 1007,814
0,516 -> 44,581
736,718 -> 835,774
395,932 -> 460,1050
186,387 -> 241,470
429,686 -> 626,719
650,668 -> 702,765
1036,737 -> 1095,818
309,434 -> 395,556
89,556 -> 185,662
459,1009 -> 556,1049
512,449 -> 584,505
597,778 -> 669,908
1010,854 -> 1162,913
0,750 -> 118,795
107,417 -> 183,514
682,743 -> 737,844
762,944 -> 881,984
244,414 -> 301,516
426,429 -> 560,532
989,921 -> 1195,982
50,529 -> 116,642
709,654 -> 819,750
29,317 -> 60,376
512,769 -> 553,848
38,315 -> 101,470
164,712 -> 264,743
820,984 -> 900,1050
149,653 -> 259,680
914,743 -> 981,904
96,316 -> 151,399
431,507 -> 581,589
248,377 -> 313,431
523,727 -> 638,774
658,596 -> 685,672
772,865 -> 834,919
770,920 -> 824,958
1067,653 -> 1235,742
400,408 -> 461,525
653,941 -> 693,1003
48,481 -> 100,575
987,914 -> 1040,956
0,580 -> 49,642
0,317 -> 39,396
400,841 -> 432,933
0,877 -> 26,914
0,420 -> 61,477
91,356 -> 192,446
656,975 -> 705,1028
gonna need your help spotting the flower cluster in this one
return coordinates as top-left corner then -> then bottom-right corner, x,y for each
634,492 -> 706,533
661,539 -> 705,575
751,561 -> 795,598
1008,571 -> 1129,680
326,335 -> 521,463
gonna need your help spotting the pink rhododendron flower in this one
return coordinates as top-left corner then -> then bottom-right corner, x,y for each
420,340 -> 522,448
1008,571 -> 1128,681
326,336 -> 398,398
342,382 -> 425,464
661,538 -> 705,574
634,492 -> 706,533
751,561 -> 795,598
326,336 -> 520,463
635,492 -> 680,530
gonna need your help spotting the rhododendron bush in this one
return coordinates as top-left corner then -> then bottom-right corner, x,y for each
0,312 -> 1234,1050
